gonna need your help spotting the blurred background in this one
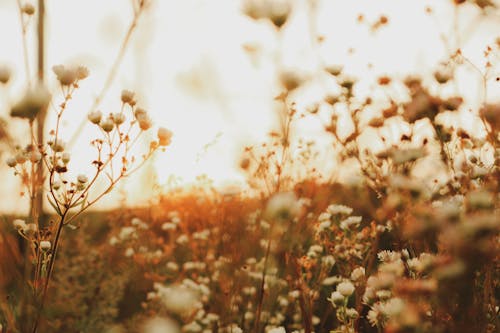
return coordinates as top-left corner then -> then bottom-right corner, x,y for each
0,0 -> 498,212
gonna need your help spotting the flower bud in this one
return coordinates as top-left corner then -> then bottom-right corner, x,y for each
337,281 -> 355,297
13,219 -> 27,231
24,223 -> 37,236
61,152 -> 71,164
157,127 -> 173,146
15,152 -> 27,164
121,90 -> 136,105
76,66 -> 89,80
88,110 -> 102,124
135,108 -> 152,131
29,151 -> 42,163
21,3 -> 35,15
329,291 -> 345,306
112,112 -> 126,125
52,180 -> 61,190
40,240 -> 51,251
77,174 -> 88,184
6,157 -> 17,168
100,117 -> 114,132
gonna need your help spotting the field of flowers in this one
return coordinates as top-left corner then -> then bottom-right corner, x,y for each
0,1 -> 499,333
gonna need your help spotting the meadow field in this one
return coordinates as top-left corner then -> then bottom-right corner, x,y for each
0,1 -> 499,332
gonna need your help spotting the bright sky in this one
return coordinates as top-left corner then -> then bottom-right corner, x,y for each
0,0 -> 498,212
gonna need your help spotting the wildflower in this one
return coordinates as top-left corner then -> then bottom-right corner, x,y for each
61,152 -> 70,164
50,139 -> 66,152
88,110 -> 102,124
6,157 -> 16,168
124,247 -> 135,257
434,66 -> 453,84
327,204 -> 353,215
279,70 -> 307,91
10,84 -> 51,120
40,240 -> 51,251
29,150 -> 41,163
329,291 -> 345,306
182,322 -> 202,332
166,261 -> 179,272
112,112 -> 126,125
0,65 -> 11,84
121,89 -> 136,105
77,174 -> 88,184
263,191 -> 301,221
161,222 -> 177,231
21,3 -> 35,15
154,283 -> 201,316
325,64 -> 343,76
340,216 -> 362,230
100,117 -> 114,132
346,308 -> 359,319
52,180 -> 61,190
143,317 -> 180,333
13,219 -> 27,231
243,0 -> 291,29
135,108 -> 153,130
337,281 -> 355,297
24,223 -> 37,236
157,127 -> 173,146
351,267 -> 365,281
76,66 -> 89,80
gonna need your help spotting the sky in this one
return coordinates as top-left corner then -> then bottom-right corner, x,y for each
0,0 -> 498,212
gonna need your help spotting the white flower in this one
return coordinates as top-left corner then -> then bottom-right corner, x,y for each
13,219 -> 27,231
135,108 -> 153,131
346,308 -> 359,319
52,65 -> 77,86
119,226 -> 136,240
124,247 -> 135,257
88,110 -> 102,124
112,112 -> 126,125
350,267 -> 365,281
340,216 -> 362,230
268,327 -> 286,333
121,89 -> 136,105
61,152 -> 71,164
154,283 -> 201,316
100,117 -> 114,132
329,290 -> 345,306
336,281 -> 355,297
166,261 -> 179,272
29,151 -> 42,163
51,139 -> 66,153
40,240 -> 51,251
143,317 -> 180,333
327,204 -> 353,215
24,223 -> 37,236
77,174 -> 88,184
264,191 -> 301,221
6,157 -> 17,168
157,127 -> 173,146
161,222 -> 177,231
